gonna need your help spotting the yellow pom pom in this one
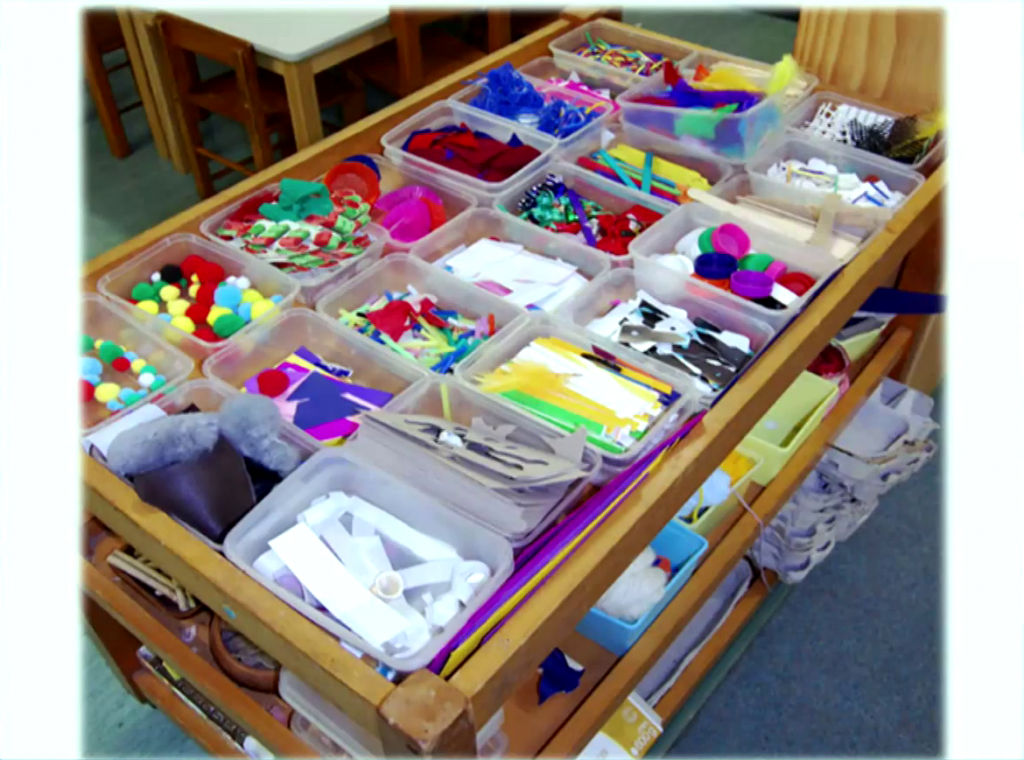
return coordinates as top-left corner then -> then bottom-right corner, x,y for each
166,298 -> 190,317
93,339 -> 104,349
94,382 -> 121,404
131,358 -> 147,373
159,284 -> 181,302
250,299 -> 277,320
207,305 -> 231,324
188,283 -> 200,299
190,273 -> 199,283
170,315 -> 196,334
241,288 -> 264,304
136,300 -> 160,315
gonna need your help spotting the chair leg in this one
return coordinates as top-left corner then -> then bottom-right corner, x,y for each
180,104 -> 215,199
245,116 -> 276,172
341,71 -> 367,125
84,28 -> 131,158
486,9 -> 511,53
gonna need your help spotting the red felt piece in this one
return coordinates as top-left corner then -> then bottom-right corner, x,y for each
81,379 -> 95,402
186,303 -> 211,325
366,299 -> 417,342
195,284 -> 218,306
664,61 -> 681,87
416,298 -> 448,329
256,368 -> 291,397
487,145 -> 541,172
111,356 -> 131,372
313,230 -> 333,247
694,63 -> 710,81
407,132 -> 441,152
626,204 -> 663,226
194,326 -> 219,343
445,129 -> 479,150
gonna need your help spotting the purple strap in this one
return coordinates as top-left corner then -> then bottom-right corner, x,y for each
566,188 -> 598,248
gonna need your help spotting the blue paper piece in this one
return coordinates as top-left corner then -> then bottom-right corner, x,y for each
537,648 -> 584,705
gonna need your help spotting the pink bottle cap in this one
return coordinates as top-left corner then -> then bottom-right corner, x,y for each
381,200 -> 433,244
375,185 -> 443,213
710,223 -> 751,259
764,260 -> 788,281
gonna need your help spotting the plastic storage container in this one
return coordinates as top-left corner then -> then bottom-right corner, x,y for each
379,101 -> 559,201
784,91 -> 945,176
627,202 -> 842,330
575,519 -> 708,655
493,161 -> 675,267
548,19 -> 696,90
455,312 -> 699,482
682,446 -> 764,537
741,371 -> 839,485
617,50 -> 817,162
352,377 -> 599,547
314,254 -> 524,372
340,154 -> 478,253
201,307 -> 427,448
223,448 -> 515,672
199,183 -> 387,305
556,263 -> 776,406
98,233 -> 301,361
409,207 -> 611,312
744,134 -> 925,212
562,122 -> 736,205
82,294 -> 194,435
518,56 -> 632,100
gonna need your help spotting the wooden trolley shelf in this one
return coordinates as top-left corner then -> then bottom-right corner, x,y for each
81,12 -> 944,758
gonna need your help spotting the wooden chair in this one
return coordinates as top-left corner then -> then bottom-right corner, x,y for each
354,10 -> 512,98
84,11 -> 143,159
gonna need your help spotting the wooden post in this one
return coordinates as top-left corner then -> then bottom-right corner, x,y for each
378,670 -> 478,757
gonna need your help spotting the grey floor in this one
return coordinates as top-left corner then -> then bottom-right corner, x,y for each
83,10 -> 941,757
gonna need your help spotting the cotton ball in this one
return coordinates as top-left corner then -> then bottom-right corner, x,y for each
595,547 -> 669,622
219,393 -> 301,475
653,253 -> 694,276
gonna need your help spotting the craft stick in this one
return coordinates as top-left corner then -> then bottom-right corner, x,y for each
440,383 -> 452,421
809,193 -> 842,249
735,194 -> 890,227
641,151 -> 654,195
108,553 -> 178,598
597,149 -> 638,188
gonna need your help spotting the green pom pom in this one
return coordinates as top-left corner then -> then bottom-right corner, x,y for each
213,312 -> 245,338
150,378 -> 166,391
138,365 -> 158,377
98,341 -> 124,363
81,334 -> 93,353
131,282 -> 156,301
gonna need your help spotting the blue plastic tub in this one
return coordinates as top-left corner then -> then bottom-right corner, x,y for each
576,521 -> 708,655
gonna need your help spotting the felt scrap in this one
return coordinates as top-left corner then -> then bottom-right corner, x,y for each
537,648 -> 584,704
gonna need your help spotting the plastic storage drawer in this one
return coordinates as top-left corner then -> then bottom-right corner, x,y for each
222,447 -> 514,672
548,19 -> 696,90
683,446 -> 764,537
201,307 -> 426,449
575,520 -> 708,655
409,207 -> 610,312
199,183 -> 387,305
741,371 -> 839,486
379,101 -> 559,201
98,233 -> 301,360
82,294 -> 194,435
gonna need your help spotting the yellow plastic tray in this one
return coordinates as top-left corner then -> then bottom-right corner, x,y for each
741,371 -> 839,486
684,446 -> 765,537
836,328 -> 884,362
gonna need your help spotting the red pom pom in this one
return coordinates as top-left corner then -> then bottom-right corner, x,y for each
181,254 -> 205,279
195,283 -> 217,306
653,555 -> 672,575
196,260 -> 225,284
111,356 -> 131,372
81,379 -> 95,402
256,368 -> 290,397
193,326 -> 219,342
186,303 -> 211,325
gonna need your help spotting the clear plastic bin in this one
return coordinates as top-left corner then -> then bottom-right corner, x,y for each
556,263 -> 776,406
492,161 -> 674,267
575,519 -> 707,655
314,254 -> 524,373
222,447 -> 515,672
518,56 -> 632,100
561,122 -> 736,205
741,371 -> 839,486
617,50 -> 817,162
408,207 -> 611,311
454,312 -> 699,482
279,670 -> 382,757
784,91 -> 945,176
379,101 -> 559,201
744,134 -> 925,212
338,154 -> 478,253
355,377 -> 599,546
82,294 -> 194,435
198,183 -> 387,305
201,307 -> 427,449
448,73 -> 615,151
548,19 -> 696,90
626,202 -> 842,330
98,233 -> 301,361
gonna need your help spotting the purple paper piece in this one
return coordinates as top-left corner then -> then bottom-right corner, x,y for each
341,383 -> 394,408
304,417 -> 361,441
293,346 -> 353,379
426,411 -> 706,673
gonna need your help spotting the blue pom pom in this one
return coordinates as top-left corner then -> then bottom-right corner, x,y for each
158,313 -> 172,322
270,294 -> 283,304
84,373 -> 102,386
123,351 -> 138,361
106,399 -> 126,412
81,356 -> 102,377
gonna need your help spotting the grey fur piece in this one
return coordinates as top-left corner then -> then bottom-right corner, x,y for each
219,394 -> 301,476
106,412 -> 220,477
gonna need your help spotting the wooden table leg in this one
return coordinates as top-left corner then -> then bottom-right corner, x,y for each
117,9 -> 168,161
84,595 -> 148,704
130,10 -> 189,174
281,59 -> 324,150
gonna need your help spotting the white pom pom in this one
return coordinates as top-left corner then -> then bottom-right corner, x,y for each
235,276 -> 251,290
226,275 -> 238,285
595,547 -> 669,622
139,374 -> 155,388
150,272 -> 161,282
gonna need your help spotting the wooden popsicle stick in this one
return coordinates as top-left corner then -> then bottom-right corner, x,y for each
108,553 -> 179,598
736,193 -> 892,225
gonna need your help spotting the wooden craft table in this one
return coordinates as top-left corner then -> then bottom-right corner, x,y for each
82,16 -> 945,758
